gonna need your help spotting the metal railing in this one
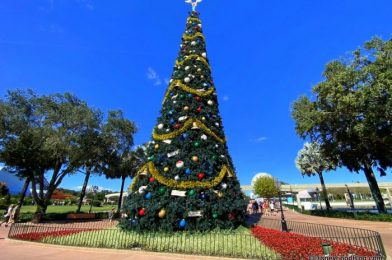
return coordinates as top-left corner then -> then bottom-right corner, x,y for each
7,223 -> 280,259
259,218 -> 386,258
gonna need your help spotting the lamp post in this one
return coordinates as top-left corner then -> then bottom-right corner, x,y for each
275,179 -> 288,232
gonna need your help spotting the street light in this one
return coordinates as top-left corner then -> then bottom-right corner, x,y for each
275,179 -> 288,232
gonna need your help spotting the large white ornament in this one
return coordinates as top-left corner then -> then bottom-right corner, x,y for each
202,52 -> 207,58
221,183 -> 228,189
185,66 -> 190,71
201,134 -> 207,140
138,186 -> 147,194
184,77 -> 191,83
179,116 -> 188,122
191,41 -> 196,46
168,150 -> 180,158
207,100 -> 214,105
157,124 -> 164,129
174,175 -> 180,181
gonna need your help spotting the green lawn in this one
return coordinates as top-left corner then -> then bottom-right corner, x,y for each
41,227 -> 279,259
20,205 -> 115,214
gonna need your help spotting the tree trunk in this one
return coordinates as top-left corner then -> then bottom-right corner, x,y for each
77,168 -> 91,213
363,164 -> 387,214
117,175 -> 126,212
17,177 -> 30,208
318,172 -> 331,211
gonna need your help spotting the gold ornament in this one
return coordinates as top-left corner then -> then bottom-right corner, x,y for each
192,156 -> 199,162
217,192 -> 224,198
154,144 -> 159,149
164,167 -> 169,172
158,209 -> 166,218
184,106 -> 190,111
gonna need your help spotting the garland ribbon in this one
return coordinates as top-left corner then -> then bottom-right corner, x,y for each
163,79 -> 215,103
183,32 -> 205,41
187,17 -> 201,23
153,117 -> 226,143
176,55 -> 210,70
131,162 -> 230,190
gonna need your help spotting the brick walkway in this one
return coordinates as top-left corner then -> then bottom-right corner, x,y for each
262,208 -> 392,259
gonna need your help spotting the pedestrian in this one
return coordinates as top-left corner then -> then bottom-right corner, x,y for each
1,205 -> 14,227
108,207 -> 115,222
269,201 -> 275,216
7,204 -> 19,225
252,200 -> 259,215
262,200 -> 269,216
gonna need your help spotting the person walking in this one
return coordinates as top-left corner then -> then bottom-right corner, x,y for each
7,204 -> 19,225
1,204 -> 14,227
108,208 -> 115,222
269,201 -> 275,216
262,200 -> 269,216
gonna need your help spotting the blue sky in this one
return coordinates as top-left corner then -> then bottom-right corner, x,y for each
0,1 -> 391,192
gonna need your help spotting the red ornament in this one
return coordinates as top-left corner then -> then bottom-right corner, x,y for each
197,107 -> 202,113
149,177 -> 155,183
228,212 -> 236,220
138,208 -> 145,217
197,172 -> 205,180
174,123 -> 181,129
196,96 -> 201,101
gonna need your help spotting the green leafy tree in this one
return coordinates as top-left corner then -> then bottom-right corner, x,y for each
0,90 -> 103,215
122,11 -> 247,232
295,142 -> 336,210
292,38 -> 392,214
0,182 -> 9,196
102,111 -> 139,212
253,176 -> 279,199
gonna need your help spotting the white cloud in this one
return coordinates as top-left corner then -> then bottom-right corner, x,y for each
147,67 -> 162,86
76,0 -> 94,10
223,96 -> 229,101
255,136 -> 268,143
75,185 -> 112,192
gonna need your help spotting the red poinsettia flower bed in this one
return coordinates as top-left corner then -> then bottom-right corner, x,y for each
251,226 -> 377,259
13,229 -> 93,241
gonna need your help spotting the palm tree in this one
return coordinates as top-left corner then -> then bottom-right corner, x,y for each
295,142 -> 336,210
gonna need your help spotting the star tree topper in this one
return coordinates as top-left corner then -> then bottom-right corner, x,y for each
185,0 -> 202,11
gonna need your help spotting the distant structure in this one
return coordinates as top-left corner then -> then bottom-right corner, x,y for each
0,169 -> 31,196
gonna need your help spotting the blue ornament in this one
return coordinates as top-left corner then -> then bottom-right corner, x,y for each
145,192 -> 151,200
169,118 -> 175,124
187,93 -> 193,97
203,83 -> 208,87
182,133 -> 188,140
168,110 -> 173,115
200,193 -> 207,200
185,168 -> 191,175
179,219 -> 186,228
131,219 -> 137,225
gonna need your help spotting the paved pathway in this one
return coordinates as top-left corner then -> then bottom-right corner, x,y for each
262,208 -> 392,259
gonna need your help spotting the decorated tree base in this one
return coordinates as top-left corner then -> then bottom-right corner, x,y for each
121,10 -> 247,232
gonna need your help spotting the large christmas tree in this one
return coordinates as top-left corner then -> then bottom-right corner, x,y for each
122,5 -> 247,232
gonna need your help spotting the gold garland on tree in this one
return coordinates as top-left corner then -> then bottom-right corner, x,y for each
131,162 -> 233,190
163,80 -> 215,103
183,32 -> 205,41
175,55 -> 210,70
153,117 -> 226,143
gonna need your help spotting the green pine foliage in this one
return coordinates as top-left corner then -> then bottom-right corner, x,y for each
121,11 -> 247,232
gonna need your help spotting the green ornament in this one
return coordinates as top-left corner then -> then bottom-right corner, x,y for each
188,189 -> 196,197
211,155 -> 217,161
179,94 -> 185,99
148,155 -> 155,161
212,212 -> 218,219
158,187 -> 166,195
194,141 -> 200,147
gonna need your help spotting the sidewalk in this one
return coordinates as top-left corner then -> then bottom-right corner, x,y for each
263,208 -> 392,259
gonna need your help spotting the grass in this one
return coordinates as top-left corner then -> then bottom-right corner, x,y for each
41,226 -> 279,259
20,205 -> 115,214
